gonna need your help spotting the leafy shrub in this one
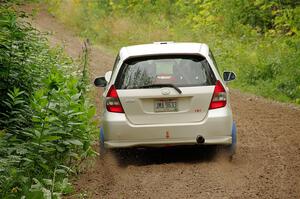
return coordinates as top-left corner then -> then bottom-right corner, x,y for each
0,4 -> 96,198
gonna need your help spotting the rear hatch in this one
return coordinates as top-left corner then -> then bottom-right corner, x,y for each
115,54 -> 217,125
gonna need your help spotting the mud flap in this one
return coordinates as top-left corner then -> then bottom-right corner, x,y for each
230,121 -> 237,155
100,127 -> 106,154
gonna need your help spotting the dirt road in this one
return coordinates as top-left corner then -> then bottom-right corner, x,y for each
23,5 -> 300,199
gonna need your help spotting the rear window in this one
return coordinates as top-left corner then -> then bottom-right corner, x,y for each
115,55 -> 216,89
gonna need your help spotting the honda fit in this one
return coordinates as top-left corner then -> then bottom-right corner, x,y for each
94,42 -> 237,153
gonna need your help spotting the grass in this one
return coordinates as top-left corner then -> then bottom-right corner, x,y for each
42,0 -> 300,106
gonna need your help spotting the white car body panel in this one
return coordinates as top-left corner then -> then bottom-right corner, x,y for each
117,86 -> 214,125
102,107 -> 233,148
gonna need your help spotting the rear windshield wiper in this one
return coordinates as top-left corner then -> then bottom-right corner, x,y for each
140,84 -> 182,94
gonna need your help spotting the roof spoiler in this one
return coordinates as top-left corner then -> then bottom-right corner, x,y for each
153,41 -> 174,45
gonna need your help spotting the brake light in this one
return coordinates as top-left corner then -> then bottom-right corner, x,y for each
106,85 -> 124,113
209,80 -> 227,109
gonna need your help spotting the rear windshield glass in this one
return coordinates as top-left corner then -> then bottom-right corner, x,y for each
115,55 -> 216,89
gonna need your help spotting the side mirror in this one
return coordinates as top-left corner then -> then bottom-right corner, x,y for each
223,71 -> 236,82
94,71 -> 112,87
94,77 -> 107,87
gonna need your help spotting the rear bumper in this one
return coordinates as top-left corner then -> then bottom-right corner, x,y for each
105,136 -> 232,148
102,107 -> 233,148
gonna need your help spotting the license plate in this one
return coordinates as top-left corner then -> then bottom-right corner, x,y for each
154,99 -> 177,112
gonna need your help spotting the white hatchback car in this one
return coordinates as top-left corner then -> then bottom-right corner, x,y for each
95,42 -> 237,154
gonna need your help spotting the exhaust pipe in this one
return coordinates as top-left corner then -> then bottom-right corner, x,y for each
196,135 -> 205,144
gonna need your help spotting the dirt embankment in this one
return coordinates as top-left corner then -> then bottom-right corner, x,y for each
23,4 -> 300,199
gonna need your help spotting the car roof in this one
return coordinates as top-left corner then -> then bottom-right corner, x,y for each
119,42 -> 209,60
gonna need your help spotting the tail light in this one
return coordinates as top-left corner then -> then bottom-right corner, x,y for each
209,80 -> 227,109
106,85 -> 124,113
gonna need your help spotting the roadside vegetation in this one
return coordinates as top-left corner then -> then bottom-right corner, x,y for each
0,2 -> 97,198
46,0 -> 300,104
